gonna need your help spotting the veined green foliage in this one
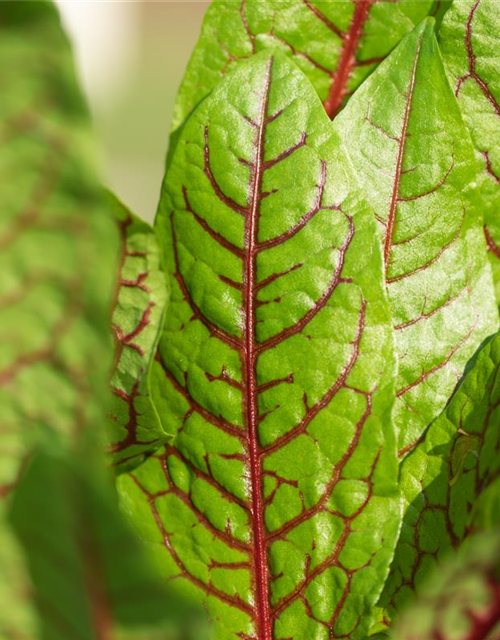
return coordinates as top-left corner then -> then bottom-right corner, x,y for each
440,0 -> 500,305
377,331 -> 500,624
390,529 -> 500,640
0,0 -> 118,487
118,51 -> 400,640
172,0 -> 445,136
107,194 -> 168,471
336,19 -> 498,455
9,448 -> 205,640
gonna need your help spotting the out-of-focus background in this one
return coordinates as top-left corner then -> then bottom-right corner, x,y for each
55,1 -> 207,223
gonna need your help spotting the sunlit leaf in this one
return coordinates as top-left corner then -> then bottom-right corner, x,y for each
118,51 -> 400,640
337,18 -> 498,454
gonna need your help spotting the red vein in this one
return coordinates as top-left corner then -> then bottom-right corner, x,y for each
171,217 -> 243,351
396,325 -> 474,398
302,0 -> 344,39
257,161 -> 330,251
384,32 -> 424,271
183,187 -> 244,259
257,216 -> 354,354
324,0 -> 375,119
156,355 -> 247,442
262,301 -> 366,457
205,126 -> 248,216
485,225 -> 500,260
241,57 -> 273,640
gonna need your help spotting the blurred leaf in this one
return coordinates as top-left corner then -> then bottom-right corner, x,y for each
390,528 -> 500,640
107,193 -> 168,472
0,0 -> 118,489
9,448 -> 207,640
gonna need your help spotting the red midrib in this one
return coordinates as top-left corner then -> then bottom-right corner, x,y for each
384,34 -> 423,270
243,60 -> 273,640
324,0 -> 375,119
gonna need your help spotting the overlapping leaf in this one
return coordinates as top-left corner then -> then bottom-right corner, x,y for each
375,331 -> 500,626
440,0 -> 500,306
108,194 -> 168,471
9,448 -> 205,640
118,51 -> 400,640
390,529 -> 500,640
172,0 -> 445,139
337,18 -> 498,455
0,0 -> 118,488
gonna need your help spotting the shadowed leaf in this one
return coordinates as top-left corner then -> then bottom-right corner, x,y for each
378,332 -> 500,626
390,529 -> 500,640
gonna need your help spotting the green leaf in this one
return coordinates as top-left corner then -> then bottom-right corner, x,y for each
378,331 -> 500,624
390,528 -> 500,640
117,51 -> 400,640
0,0 -> 118,485
440,0 -> 500,306
336,18 -> 498,455
172,0 -> 444,136
9,448 -> 206,640
0,503 -> 37,639
107,193 -> 169,471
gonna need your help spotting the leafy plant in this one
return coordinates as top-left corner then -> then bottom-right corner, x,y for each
2,1 -> 500,640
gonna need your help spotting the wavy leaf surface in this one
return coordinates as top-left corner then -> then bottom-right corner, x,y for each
172,0 -> 445,136
337,18 -> 498,455
440,0 -> 500,306
9,448 -> 205,640
390,529 -> 500,640
0,0 -> 118,488
118,52 -> 400,640
375,332 -> 500,626
108,194 -> 168,471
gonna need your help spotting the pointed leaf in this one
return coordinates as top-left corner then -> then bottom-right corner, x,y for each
172,0 -> 445,135
0,0 -> 118,485
118,52 -> 400,640
390,529 -> 500,640
9,448 -> 206,640
378,332 -> 500,624
107,193 -> 169,471
337,18 -> 498,454
440,0 -> 500,305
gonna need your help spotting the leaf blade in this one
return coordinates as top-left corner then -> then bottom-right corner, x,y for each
440,0 -> 500,306
337,18 -> 498,454
107,194 -> 169,471
119,52 -> 400,640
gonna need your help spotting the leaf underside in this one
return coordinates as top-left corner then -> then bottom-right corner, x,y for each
376,331 -> 500,627
172,0 -> 443,137
118,52 -> 400,640
336,18 -> 498,455
440,0 -> 500,307
107,194 -> 168,471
